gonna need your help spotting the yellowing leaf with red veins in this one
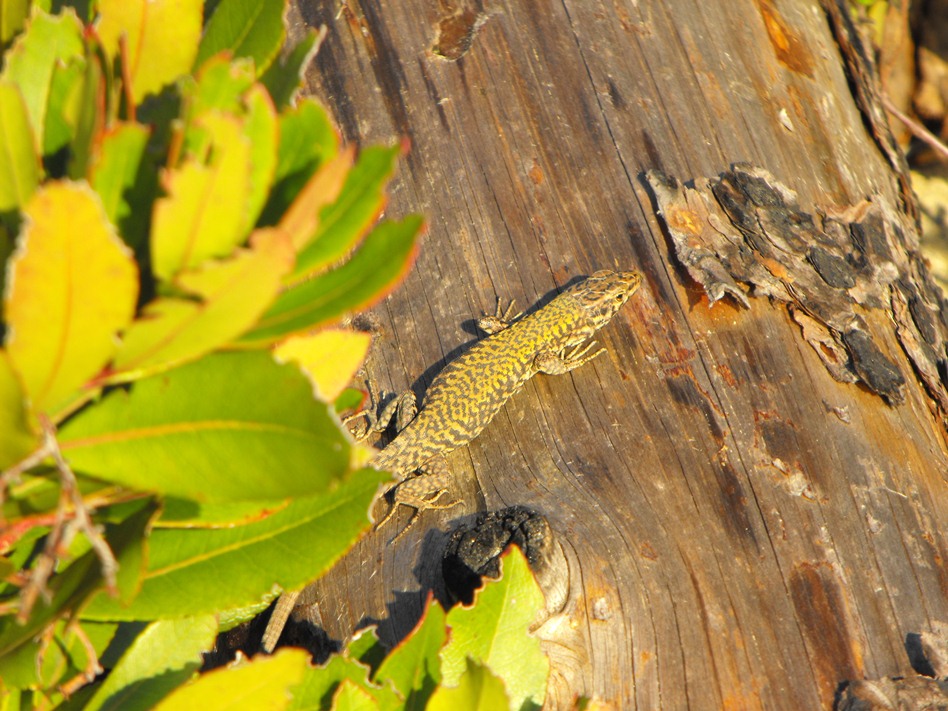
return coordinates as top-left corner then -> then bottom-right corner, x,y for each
279,146 -> 353,252
112,228 -> 293,381
151,113 -> 251,281
4,182 -> 138,415
97,0 -> 203,104
274,328 -> 371,401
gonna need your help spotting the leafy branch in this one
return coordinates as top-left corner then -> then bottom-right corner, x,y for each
0,0 -> 552,708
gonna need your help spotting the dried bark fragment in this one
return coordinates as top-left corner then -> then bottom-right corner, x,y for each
837,676 -> 948,710
841,329 -> 906,404
431,0 -> 489,60
644,164 -> 948,406
809,247 -> 857,289
838,622 -> 948,710
646,170 -> 750,308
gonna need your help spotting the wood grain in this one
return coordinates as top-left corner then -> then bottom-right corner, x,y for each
275,0 -> 948,707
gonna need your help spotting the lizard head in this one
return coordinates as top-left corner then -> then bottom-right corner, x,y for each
566,269 -> 642,336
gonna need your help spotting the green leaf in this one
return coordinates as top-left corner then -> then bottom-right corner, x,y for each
0,472 -> 110,534
43,50 -> 85,157
84,616 -> 219,711
242,84 -> 278,227
0,625 -> 44,689
60,620 -> 120,693
440,548 -> 548,711
4,181 -> 139,415
181,54 -> 255,121
0,222 -> 11,300
332,680 -> 380,711
375,598 -> 446,707
152,648 -> 308,711
260,99 -> 338,226
59,351 -> 353,503
240,215 -> 422,346
0,618 -> 117,693
0,349 -> 36,469
346,627 -> 386,675
196,0 -> 286,77
66,42 -> 104,179
111,229 -> 294,381
287,650 -> 400,711
277,148 -> 352,252
157,497 -> 289,529
0,81 -> 40,215
0,524 -> 45,587
0,500 -> 158,661
292,145 -> 401,279
81,471 -> 384,619
0,0 -> 29,49
335,388 -> 365,414
259,27 -> 322,110
97,0 -> 203,104
88,123 -> 152,252
426,660 -> 510,711
0,8 -> 84,151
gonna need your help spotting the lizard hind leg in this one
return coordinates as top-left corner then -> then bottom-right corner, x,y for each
375,456 -> 459,543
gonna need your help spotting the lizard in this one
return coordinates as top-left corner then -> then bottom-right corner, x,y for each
261,268 -> 643,652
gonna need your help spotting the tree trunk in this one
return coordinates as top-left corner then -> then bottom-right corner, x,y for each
275,0 -> 948,707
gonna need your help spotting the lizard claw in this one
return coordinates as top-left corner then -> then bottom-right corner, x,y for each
563,341 -> 604,366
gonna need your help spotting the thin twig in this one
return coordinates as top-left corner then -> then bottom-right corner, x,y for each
13,418 -> 118,622
41,419 -> 118,595
881,94 -> 948,163
17,481 -> 71,620
58,618 -> 104,696
0,437 -> 54,511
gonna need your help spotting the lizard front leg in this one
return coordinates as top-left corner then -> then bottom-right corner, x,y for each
535,341 -> 606,375
345,388 -> 417,441
477,298 -> 522,335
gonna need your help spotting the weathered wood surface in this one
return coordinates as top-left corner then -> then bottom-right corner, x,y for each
278,0 -> 948,707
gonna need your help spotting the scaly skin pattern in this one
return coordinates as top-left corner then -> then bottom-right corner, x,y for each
261,269 -> 642,653
374,269 -> 643,481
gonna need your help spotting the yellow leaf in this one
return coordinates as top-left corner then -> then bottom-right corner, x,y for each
153,648 -> 307,711
4,181 -> 138,415
112,228 -> 294,380
279,146 -> 353,251
97,0 -> 203,104
151,112 -> 251,280
0,349 -> 37,469
274,328 -> 371,401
